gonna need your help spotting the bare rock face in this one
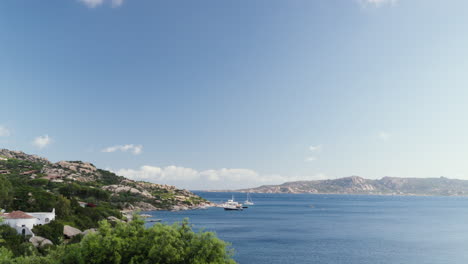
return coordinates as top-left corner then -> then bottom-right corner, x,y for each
63,225 -> 82,238
56,161 -> 97,174
29,236 -> 53,248
0,149 -> 50,164
82,228 -> 97,236
107,216 -> 125,223
133,202 -> 158,211
102,185 -> 153,198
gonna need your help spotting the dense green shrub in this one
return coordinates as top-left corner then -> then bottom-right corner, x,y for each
0,219 -> 236,264
0,224 -> 36,257
31,221 -> 64,245
58,183 -> 110,201
96,169 -> 124,185
0,175 -> 13,209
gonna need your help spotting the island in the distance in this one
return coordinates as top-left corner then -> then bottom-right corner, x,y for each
230,176 -> 468,196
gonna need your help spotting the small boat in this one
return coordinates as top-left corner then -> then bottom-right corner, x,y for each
244,193 -> 254,206
222,196 -> 243,211
146,219 -> 162,222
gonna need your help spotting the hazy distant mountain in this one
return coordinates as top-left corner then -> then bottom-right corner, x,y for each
235,176 -> 468,196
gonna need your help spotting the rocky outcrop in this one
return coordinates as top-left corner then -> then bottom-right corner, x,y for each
133,202 -> 158,211
40,161 -> 99,183
102,185 -> 153,198
107,216 -> 125,223
29,236 -> 53,248
56,161 -> 97,174
82,228 -> 97,236
1,148 -> 211,211
0,149 -> 50,165
63,225 -> 82,238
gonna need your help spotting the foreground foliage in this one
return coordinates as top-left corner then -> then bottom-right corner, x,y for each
0,218 -> 236,264
0,153 -> 231,263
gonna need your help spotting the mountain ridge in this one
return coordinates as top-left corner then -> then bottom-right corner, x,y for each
231,176 -> 468,196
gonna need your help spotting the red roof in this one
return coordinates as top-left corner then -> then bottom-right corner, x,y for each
2,211 -> 34,219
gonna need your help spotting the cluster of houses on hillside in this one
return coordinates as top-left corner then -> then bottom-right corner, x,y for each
0,209 -> 56,236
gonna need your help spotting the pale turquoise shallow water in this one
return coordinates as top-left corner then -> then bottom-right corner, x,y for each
146,192 -> 468,264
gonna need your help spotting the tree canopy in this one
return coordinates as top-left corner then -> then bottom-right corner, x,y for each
0,175 -> 13,209
0,218 -> 236,264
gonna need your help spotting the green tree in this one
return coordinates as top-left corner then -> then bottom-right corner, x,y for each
0,175 -> 13,209
0,247 -> 14,264
74,218 -> 236,264
55,195 -> 72,219
0,217 -> 14,264
0,218 -> 236,264
31,220 -> 64,245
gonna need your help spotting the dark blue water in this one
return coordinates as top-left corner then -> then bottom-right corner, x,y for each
146,192 -> 468,264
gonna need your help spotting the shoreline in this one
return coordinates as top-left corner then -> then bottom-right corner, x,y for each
121,202 -> 217,215
202,190 -> 468,198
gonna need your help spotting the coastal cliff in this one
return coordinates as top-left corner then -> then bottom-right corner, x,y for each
235,176 -> 468,196
0,149 -> 212,212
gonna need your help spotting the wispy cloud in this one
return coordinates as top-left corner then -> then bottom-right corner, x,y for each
78,0 -> 124,8
309,145 -> 322,152
358,0 -> 398,7
33,135 -> 52,149
102,144 -> 143,155
111,0 -> 124,7
0,126 -> 11,137
78,0 -> 104,8
378,131 -> 391,141
114,165 -> 327,190
305,144 -> 322,162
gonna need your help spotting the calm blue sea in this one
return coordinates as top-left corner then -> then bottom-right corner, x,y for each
146,192 -> 468,264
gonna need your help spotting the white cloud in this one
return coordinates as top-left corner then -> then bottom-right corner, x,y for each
114,165 -> 327,190
0,126 -> 11,137
305,145 -> 322,162
102,144 -> 143,155
33,135 -> 52,149
111,0 -> 124,7
78,0 -> 124,8
309,145 -> 322,152
358,0 -> 397,7
78,0 -> 104,8
378,131 -> 391,141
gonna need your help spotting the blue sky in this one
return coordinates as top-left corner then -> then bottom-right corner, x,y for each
2,0 -> 468,189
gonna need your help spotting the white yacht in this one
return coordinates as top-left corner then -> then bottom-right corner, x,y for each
222,196 -> 243,211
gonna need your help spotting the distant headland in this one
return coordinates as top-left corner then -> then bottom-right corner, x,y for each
215,176 -> 468,196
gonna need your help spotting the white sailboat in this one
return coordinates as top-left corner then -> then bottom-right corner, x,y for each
244,193 -> 254,206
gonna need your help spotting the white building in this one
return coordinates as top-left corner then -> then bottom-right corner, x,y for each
0,209 -> 55,236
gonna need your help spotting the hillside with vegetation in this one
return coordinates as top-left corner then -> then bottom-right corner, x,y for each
0,149 -> 234,263
0,149 -> 211,214
236,176 -> 468,196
